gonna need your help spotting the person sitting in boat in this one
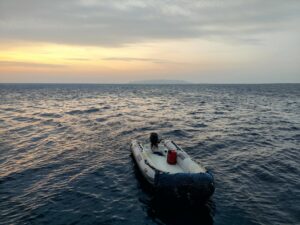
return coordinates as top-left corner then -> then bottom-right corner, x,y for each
150,132 -> 163,155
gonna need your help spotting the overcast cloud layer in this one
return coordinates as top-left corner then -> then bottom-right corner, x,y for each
1,0 -> 300,46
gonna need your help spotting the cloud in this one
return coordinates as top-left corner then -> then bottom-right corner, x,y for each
0,60 -> 66,68
0,0 -> 299,47
64,57 -> 90,61
102,57 -> 172,64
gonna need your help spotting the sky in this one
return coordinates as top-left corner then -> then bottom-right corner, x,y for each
0,0 -> 299,83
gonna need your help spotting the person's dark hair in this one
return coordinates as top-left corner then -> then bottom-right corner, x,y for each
150,132 -> 159,148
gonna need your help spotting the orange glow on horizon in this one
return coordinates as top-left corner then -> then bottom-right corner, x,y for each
0,39 -> 262,83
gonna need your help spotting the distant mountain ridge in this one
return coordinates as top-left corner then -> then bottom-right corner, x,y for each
129,79 -> 191,84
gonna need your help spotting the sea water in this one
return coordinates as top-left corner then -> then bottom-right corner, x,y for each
0,84 -> 299,225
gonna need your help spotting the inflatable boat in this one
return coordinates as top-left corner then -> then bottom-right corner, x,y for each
131,137 -> 215,202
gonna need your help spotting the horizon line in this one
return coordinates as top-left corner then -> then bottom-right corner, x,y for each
0,82 -> 299,85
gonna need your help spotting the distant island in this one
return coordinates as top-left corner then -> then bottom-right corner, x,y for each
129,79 -> 191,84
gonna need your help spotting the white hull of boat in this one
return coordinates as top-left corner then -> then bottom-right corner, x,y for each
131,139 -> 215,201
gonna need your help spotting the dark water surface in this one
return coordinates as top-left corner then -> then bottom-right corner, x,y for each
0,84 -> 299,225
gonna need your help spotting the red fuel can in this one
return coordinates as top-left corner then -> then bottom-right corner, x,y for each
167,150 -> 177,165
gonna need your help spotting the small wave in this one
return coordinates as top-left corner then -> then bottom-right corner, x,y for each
248,132 -> 260,136
40,119 -> 63,128
290,126 -> 299,130
157,121 -> 173,128
2,107 -> 25,113
96,117 -> 107,122
206,143 -> 227,151
39,113 -> 62,118
258,141 -> 274,146
66,108 -> 100,115
84,108 -> 100,113
66,109 -> 82,115
292,134 -> 300,140
214,111 -> 225,115
44,140 -> 55,147
163,129 -> 192,138
254,167 -> 280,183
8,125 -> 34,134
0,174 -> 16,184
188,111 -> 199,115
117,127 -> 153,136
12,116 -> 40,122
191,123 -> 207,128
110,113 -> 123,117
278,126 -> 299,131
102,105 -> 111,110
30,133 -> 49,142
